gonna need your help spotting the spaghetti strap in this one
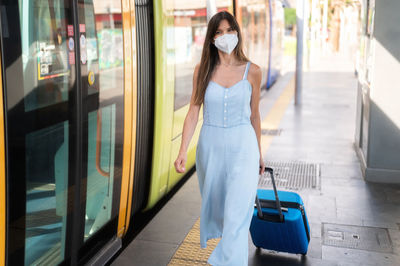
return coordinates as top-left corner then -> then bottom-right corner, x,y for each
242,62 -> 251,80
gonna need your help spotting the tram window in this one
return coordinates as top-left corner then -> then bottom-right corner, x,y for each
84,0 -> 123,95
173,1 -> 207,110
81,0 -> 124,240
17,0 -> 71,264
20,0 -> 70,112
85,106 -> 116,239
25,122 -> 69,265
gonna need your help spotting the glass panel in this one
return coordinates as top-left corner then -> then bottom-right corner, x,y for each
81,0 -> 124,240
25,122 -> 68,265
16,0 -> 72,264
83,0 -> 124,96
173,1 -> 207,110
85,106 -> 115,239
20,0 -> 70,112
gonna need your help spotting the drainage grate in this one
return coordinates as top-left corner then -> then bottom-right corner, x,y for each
322,223 -> 393,253
258,161 -> 321,190
261,128 -> 282,136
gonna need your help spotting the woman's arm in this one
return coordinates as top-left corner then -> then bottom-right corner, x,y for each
174,64 -> 201,173
248,63 -> 265,175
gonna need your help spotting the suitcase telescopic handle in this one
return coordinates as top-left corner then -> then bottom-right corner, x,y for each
255,167 -> 284,222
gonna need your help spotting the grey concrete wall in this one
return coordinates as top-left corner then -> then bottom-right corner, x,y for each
366,0 -> 400,181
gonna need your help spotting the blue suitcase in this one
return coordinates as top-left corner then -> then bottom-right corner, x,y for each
249,167 -> 310,255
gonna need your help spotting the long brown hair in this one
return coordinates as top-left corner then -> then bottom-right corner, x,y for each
193,11 -> 249,105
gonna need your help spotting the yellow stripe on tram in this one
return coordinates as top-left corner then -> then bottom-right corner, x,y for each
123,0 -> 139,237
0,53 -> 6,266
123,0 -> 139,234
167,76 -> 295,265
117,0 -> 137,238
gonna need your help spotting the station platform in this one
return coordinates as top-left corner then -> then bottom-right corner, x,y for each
111,53 -> 400,266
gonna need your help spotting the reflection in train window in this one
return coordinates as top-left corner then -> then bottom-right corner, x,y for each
25,122 -> 69,265
20,0 -> 70,112
18,0 -> 71,264
82,0 -> 124,240
84,0 -> 124,96
84,106 -> 116,239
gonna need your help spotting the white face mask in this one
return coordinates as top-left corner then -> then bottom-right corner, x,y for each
214,33 -> 238,55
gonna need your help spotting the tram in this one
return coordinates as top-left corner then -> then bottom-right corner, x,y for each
0,0 -> 284,264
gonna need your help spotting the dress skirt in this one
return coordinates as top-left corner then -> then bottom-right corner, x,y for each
196,123 -> 260,266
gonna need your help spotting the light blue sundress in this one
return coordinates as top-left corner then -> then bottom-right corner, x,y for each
196,61 -> 260,266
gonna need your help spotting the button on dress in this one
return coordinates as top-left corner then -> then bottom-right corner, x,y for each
196,62 -> 260,266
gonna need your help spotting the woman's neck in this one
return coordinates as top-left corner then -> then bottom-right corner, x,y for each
218,52 -> 240,66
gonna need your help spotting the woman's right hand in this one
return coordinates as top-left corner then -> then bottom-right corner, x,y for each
174,152 -> 187,173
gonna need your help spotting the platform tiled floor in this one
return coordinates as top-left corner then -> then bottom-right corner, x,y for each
112,53 -> 400,266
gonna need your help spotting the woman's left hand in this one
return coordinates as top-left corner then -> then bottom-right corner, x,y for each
259,157 -> 265,175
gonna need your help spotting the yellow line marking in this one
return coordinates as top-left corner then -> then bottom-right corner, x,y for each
261,77 -> 295,153
168,76 -> 295,265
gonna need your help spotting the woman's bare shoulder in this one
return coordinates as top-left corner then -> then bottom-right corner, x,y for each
194,63 -> 200,72
247,62 -> 262,82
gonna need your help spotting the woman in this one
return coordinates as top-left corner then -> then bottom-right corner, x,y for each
174,11 -> 265,265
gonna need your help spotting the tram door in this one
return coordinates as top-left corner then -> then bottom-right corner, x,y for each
0,0 -> 124,264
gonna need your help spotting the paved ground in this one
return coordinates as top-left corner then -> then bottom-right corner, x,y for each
112,53 -> 400,266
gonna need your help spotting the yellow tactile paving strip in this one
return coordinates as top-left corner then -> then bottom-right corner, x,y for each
168,219 -> 217,265
168,77 -> 295,265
